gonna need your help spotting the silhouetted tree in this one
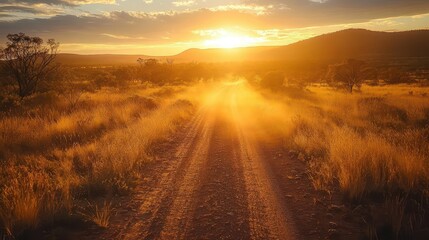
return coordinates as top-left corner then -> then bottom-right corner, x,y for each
1,33 -> 59,99
137,58 -> 161,84
137,57 -> 144,67
326,59 -> 373,93
143,58 -> 158,67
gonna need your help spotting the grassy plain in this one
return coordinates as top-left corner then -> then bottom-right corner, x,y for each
0,83 -> 208,237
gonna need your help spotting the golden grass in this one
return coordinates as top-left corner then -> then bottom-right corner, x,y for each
91,201 -> 112,228
278,85 -> 429,200
0,85 -> 200,237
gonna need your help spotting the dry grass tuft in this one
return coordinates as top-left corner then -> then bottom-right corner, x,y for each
91,201 -> 112,228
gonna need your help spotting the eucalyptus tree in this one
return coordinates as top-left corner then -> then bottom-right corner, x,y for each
1,33 -> 59,99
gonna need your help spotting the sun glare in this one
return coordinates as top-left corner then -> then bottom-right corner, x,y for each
203,31 -> 263,49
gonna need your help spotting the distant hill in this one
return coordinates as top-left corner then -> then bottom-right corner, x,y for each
264,29 -> 429,61
56,29 -> 429,65
174,29 -> 429,62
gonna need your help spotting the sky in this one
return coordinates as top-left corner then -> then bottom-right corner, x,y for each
0,0 -> 429,55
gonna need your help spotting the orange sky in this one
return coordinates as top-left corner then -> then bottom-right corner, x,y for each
1,0 -> 429,55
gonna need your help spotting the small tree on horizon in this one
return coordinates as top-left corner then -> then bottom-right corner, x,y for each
326,59 -> 373,93
1,33 -> 59,99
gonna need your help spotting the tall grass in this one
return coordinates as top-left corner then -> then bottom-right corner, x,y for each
0,85 -> 197,237
284,85 -> 429,199
277,84 -> 429,238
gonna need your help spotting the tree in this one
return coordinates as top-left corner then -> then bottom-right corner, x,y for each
326,59 -> 373,93
1,33 -> 59,99
137,58 -> 164,84
137,58 -> 158,68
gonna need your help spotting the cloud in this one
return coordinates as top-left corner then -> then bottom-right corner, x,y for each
0,0 -> 115,18
209,4 -> 274,16
0,3 -> 64,16
0,9 -> 270,43
172,1 -> 195,7
308,0 -> 328,3
0,0 -> 116,6
240,0 -> 429,26
101,33 -> 147,40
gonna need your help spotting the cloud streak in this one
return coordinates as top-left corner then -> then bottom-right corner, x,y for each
172,1 -> 195,7
0,0 -> 116,6
0,9 -> 270,43
0,3 -> 64,16
242,0 -> 429,25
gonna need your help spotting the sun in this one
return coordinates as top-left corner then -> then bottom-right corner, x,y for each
206,36 -> 242,48
203,30 -> 263,49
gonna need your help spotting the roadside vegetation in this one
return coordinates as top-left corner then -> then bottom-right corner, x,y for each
0,85 -> 202,237
255,83 -> 429,239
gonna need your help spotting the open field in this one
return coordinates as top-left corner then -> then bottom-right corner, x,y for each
2,74 -> 429,239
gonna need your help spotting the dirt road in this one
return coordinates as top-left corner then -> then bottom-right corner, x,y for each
89,83 -> 357,240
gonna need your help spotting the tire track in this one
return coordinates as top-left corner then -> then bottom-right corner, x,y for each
103,106 -> 212,240
183,111 -> 251,240
230,89 -> 298,240
156,110 -> 215,240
